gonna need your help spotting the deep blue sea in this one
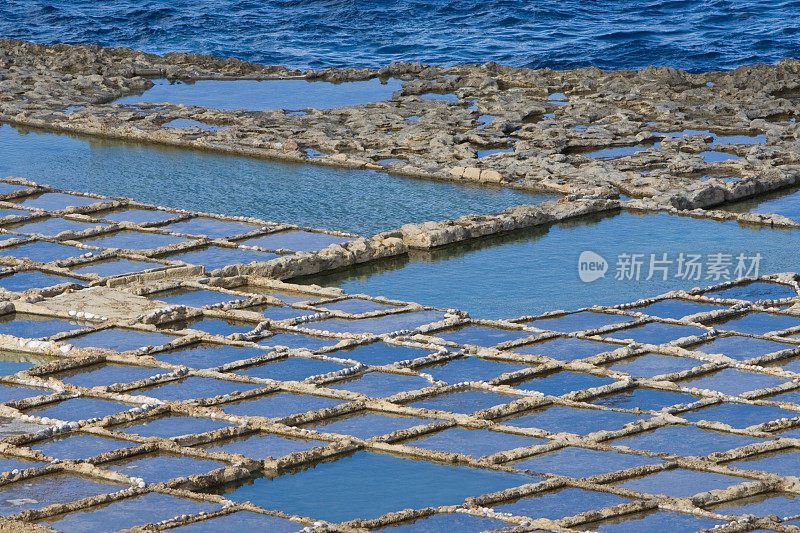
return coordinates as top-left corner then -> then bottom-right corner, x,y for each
1,1 -> 798,72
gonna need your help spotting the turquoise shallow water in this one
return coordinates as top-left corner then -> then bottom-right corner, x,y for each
0,125 -> 550,236
298,211 -> 800,319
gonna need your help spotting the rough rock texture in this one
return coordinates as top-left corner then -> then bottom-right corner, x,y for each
2,40 -> 800,212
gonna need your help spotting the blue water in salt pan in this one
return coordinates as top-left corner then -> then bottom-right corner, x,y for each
0,241 -> 84,263
722,185 -> 800,223
219,451 -> 530,522
579,509 -> 724,532
115,78 -> 404,110
615,468 -> 746,497
300,211 -> 800,319
160,118 -> 228,131
0,271 -> 85,292
43,492 -> 219,533
419,93 -> 459,102
0,125 -> 550,236
173,512 -> 300,532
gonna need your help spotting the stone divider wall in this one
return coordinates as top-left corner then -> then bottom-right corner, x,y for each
216,198 -> 618,279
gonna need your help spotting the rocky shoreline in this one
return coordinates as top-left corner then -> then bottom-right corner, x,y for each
1,39 -> 799,214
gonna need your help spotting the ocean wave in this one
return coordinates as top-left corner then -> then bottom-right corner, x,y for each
1,0 -> 798,71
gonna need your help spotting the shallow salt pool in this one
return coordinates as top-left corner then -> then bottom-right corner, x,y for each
113,78 -> 404,111
296,211 -> 800,318
0,125 -> 551,236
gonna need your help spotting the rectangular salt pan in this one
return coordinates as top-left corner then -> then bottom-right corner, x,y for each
0,271 -> 85,292
219,451 -> 529,522
165,317 -> 257,336
26,398 -> 134,421
307,310 -> 445,335
0,349 -> 53,376
171,511 -> 303,532
513,337 -> 620,361
316,298 -> 397,314
592,388 -> 702,410
576,509 -> 724,532
680,403 -> 797,429
130,376 -> 261,401
707,491 -> 800,517
491,487 -> 630,521
165,246 -> 278,271
199,432 -> 326,459
165,217 -> 260,238
97,208 -> 178,225
601,322 -> 706,344
258,332 -> 340,351
0,313 -> 87,339
611,425 -> 763,456
404,427 -> 544,458
525,311 -> 635,333
692,335 -> 797,360
71,259 -> 164,277
420,356 -> 529,383
64,328 -> 177,352
116,415 -> 232,439
32,434 -> 137,460
614,468 -> 746,497
710,312 -> 800,335
512,371 -> 617,396
154,343 -> 262,369
298,212 -> 800,319
100,453 -> 227,483
707,281 -> 797,301
500,405 -> 644,435
327,372 -> 431,397
5,217 -> 105,237
12,192 -> 101,210
677,367 -> 788,395
372,513 -> 512,531
220,392 -> 344,418
149,287 -> 241,308
41,492 -> 219,533
51,363 -> 157,388
434,325 -> 532,346
409,390 -> 519,414
0,126 -> 549,237
605,353 -> 703,378
0,383 -> 52,404
0,241 -> 84,262
513,447 -> 659,478
240,230 -> 351,252
80,230 -> 187,250
633,299 -> 728,319
303,411 -> 436,439
325,342 -> 433,366
257,305 -> 313,321
0,473 -> 124,516
235,356 -> 349,381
